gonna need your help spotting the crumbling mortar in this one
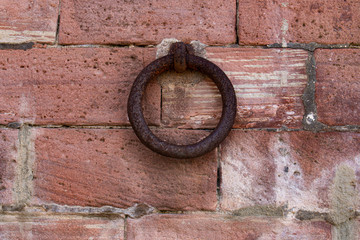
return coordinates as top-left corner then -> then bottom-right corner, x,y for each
327,126 -> 360,132
296,209 -> 359,233
231,205 -> 287,218
330,164 -> 359,240
42,203 -> 156,219
4,204 -> 357,224
1,203 -> 157,219
293,164 -> 360,240
12,124 -> 35,209
334,221 -> 357,240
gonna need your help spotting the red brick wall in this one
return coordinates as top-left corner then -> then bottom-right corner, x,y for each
0,0 -> 359,239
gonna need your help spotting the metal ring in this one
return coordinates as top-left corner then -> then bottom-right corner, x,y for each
127,44 -> 237,158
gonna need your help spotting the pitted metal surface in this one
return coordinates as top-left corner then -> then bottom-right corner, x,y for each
127,42 -> 237,158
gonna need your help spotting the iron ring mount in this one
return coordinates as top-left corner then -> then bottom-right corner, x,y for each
127,42 -> 237,158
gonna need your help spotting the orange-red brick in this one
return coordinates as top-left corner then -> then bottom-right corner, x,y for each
0,48 -> 159,126
59,0 -> 236,45
315,49 -> 360,126
32,128 -> 217,211
0,129 -> 18,206
0,0 -> 59,44
0,214 -> 124,239
220,130 -> 360,211
238,0 -> 360,45
127,214 -> 332,239
161,48 -> 308,129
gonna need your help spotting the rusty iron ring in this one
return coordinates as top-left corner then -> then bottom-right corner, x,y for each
127,42 -> 237,158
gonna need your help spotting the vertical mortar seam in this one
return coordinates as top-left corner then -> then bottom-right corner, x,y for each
302,50 -> 326,131
123,216 -> 128,240
160,86 -> 163,126
235,0 -> 240,45
55,0 -> 61,45
216,145 -> 222,211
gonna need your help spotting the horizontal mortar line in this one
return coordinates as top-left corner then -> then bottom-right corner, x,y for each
29,125 -> 133,129
32,43 -> 263,49
1,125 -> 359,132
229,128 -> 303,132
326,126 -> 360,132
31,44 -> 325,50
265,43 -> 359,50
1,123 -> 360,132
38,43 -> 267,49
0,205 -> 344,221
229,127 -> 360,132
2,42 -> 359,51
0,124 -> 131,129
151,127 -> 305,132
48,43 -> 154,49
0,208 -> 126,217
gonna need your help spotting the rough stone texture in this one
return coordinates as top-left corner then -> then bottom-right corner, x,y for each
0,48 -> 160,126
12,125 -> 35,209
161,48 -> 308,129
0,130 -> 18,206
127,214 -> 332,240
315,49 -> 360,126
0,214 -> 124,239
0,0 -> 59,44
32,129 -> 217,211
220,130 -> 360,211
59,0 -> 236,45
238,0 -> 360,45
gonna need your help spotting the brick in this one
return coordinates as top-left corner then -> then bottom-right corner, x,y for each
315,49 -> 360,126
32,128 -> 217,211
0,214 -> 124,239
0,47 -> 160,126
59,0 -> 236,45
161,48 -> 308,129
0,129 -> 18,206
127,214 -> 332,240
238,0 -> 360,45
0,0 -> 59,44
220,130 -> 360,211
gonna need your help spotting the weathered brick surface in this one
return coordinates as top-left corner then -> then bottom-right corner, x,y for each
32,129 -> 217,210
0,214 -> 124,239
220,130 -> 360,211
127,214 -> 332,240
0,129 -> 18,206
2,1 -> 360,237
0,48 -> 159,126
238,0 -> 360,45
315,49 -> 360,126
0,0 -> 59,44
59,0 -> 236,45
161,48 -> 308,129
